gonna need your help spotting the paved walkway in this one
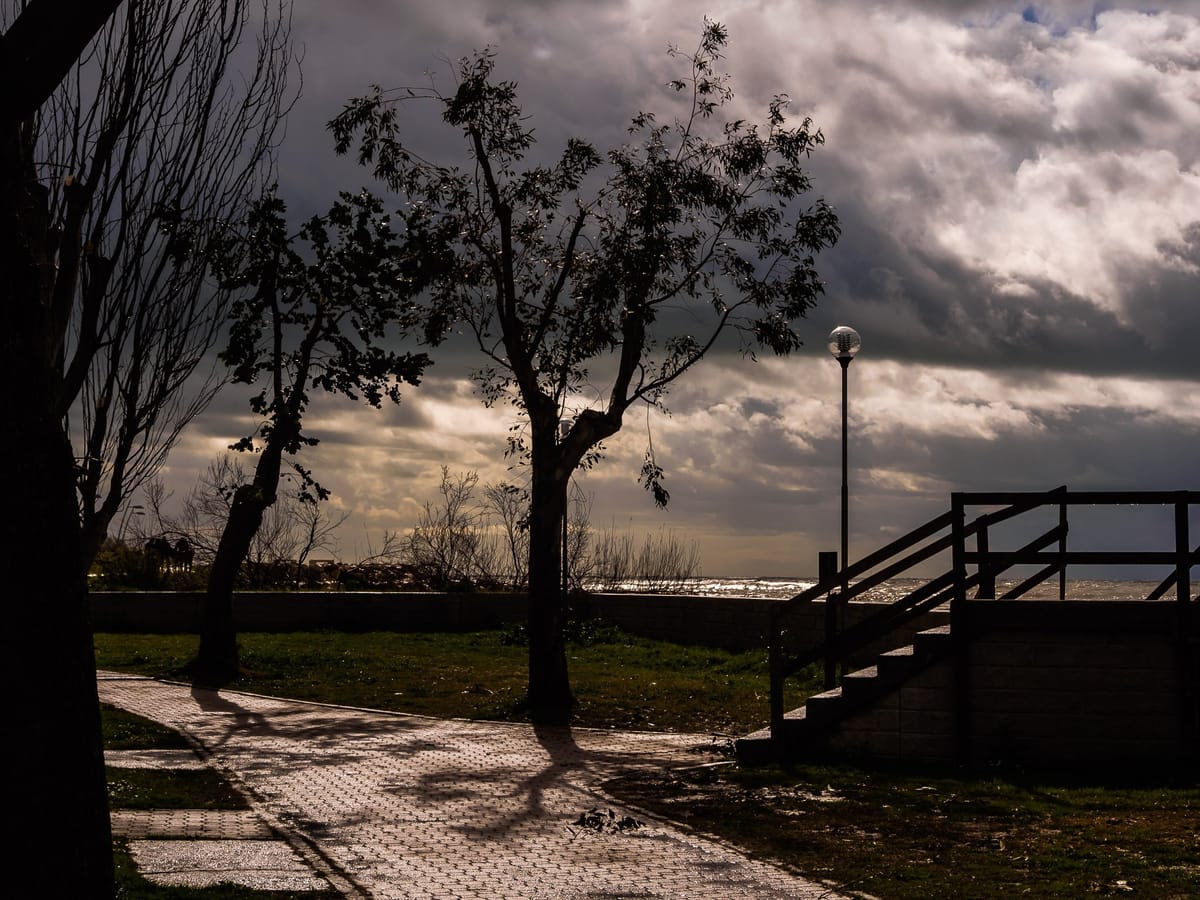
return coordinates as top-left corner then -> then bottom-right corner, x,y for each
98,672 -> 841,899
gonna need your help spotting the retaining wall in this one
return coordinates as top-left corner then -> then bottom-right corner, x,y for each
822,601 -> 1192,766
90,590 -> 948,657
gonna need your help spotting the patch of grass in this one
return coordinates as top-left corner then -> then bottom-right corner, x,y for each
604,760 -> 1200,899
94,629 -> 823,734
114,840 -> 341,899
107,768 -> 248,810
103,703 -> 192,750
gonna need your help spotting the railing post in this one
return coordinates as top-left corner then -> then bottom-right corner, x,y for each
1059,496 -> 1068,601
951,493 -> 971,763
820,551 -> 839,689
1176,497 -> 1190,607
975,520 -> 994,599
951,494 -> 967,609
1174,496 -> 1194,754
769,609 -> 783,739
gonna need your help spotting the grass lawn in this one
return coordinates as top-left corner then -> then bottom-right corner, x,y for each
604,759 -> 1200,899
96,629 -> 1200,897
94,627 -> 818,735
103,703 -> 192,750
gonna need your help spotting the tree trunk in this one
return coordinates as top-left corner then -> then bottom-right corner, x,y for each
1,126 -> 114,895
525,442 -> 573,721
194,434 -> 289,685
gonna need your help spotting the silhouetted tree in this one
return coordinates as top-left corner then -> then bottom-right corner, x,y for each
0,2 -> 124,893
143,454 -> 348,585
31,0 -> 296,569
188,190 -> 430,683
405,467 -> 486,588
483,480 -> 530,589
331,20 -> 839,719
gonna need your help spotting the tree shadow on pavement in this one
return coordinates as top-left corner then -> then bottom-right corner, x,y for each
404,722 -> 719,841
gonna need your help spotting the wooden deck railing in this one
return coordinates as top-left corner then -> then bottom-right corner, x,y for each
768,488 -> 1200,740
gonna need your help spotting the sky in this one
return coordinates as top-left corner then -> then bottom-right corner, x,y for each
161,0 -> 1200,577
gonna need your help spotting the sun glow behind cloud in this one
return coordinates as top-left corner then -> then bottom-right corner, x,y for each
144,1 -> 1200,577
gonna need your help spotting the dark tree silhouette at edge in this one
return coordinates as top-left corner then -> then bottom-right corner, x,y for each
331,21 -> 840,721
0,2 -> 123,894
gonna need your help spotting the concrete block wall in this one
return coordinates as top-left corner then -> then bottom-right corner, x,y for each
91,591 -> 528,634
92,590 -> 948,658
583,593 -> 779,652
968,628 -> 1182,765
825,659 -> 956,762
810,601 -> 1192,766
586,592 -> 948,656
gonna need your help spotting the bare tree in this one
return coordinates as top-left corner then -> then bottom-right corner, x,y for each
584,525 -> 701,593
288,495 -> 347,587
23,0 -> 297,569
145,453 -> 348,587
564,482 -> 593,591
406,466 -> 486,587
483,481 -> 530,589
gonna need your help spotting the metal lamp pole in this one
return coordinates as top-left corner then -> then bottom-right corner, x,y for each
827,326 -> 861,594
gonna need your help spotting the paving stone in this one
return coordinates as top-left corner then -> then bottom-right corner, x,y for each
105,749 -> 207,769
128,838 -> 329,891
98,671 -> 841,899
111,809 -> 274,839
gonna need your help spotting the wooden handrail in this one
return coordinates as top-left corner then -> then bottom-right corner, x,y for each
768,487 -> 1200,741
958,489 -> 1200,506
778,570 -> 967,678
1145,544 -> 1200,602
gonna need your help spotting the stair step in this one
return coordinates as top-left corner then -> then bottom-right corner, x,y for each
736,623 -> 960,766
839,666 -> 880,700
913,625 -> 953,654
877,646 -> 916,678
803,692 -> 843,724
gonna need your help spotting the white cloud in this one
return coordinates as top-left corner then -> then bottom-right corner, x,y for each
146,2 -> 1200,576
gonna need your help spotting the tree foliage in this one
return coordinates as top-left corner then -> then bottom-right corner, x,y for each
330,20 -> 840,715
212,189 -> 430,471
332,19 -> 838,487
184,188 -> 432,681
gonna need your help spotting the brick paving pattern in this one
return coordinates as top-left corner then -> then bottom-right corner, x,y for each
127,839 -> 331,891
98,672 -> 840,899
106,748 -> 208,769
110,808 -> 275,839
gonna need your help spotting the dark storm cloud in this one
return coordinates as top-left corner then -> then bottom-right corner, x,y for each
144,1 -> 1200,571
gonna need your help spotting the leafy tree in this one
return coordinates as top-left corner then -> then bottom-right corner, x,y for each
187,190 -> 430,683
331,20 -> 839,719
1,1 -> 125,893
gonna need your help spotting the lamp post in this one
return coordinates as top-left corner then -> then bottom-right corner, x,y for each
827,326 -> 861,595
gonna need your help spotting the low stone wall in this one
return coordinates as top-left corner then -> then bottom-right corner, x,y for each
822,601 -> 1192,766
91,591 -> 528,634
586,593 -> 948,657
90,590 -> 948,657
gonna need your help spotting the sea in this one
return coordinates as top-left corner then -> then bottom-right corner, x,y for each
601,576 -> 1169,603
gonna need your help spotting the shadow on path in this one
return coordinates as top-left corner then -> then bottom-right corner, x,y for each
401,721 -> 712,842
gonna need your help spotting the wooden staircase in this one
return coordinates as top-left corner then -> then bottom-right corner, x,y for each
738,488 -> 1200,766
737,625 -> 954,763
